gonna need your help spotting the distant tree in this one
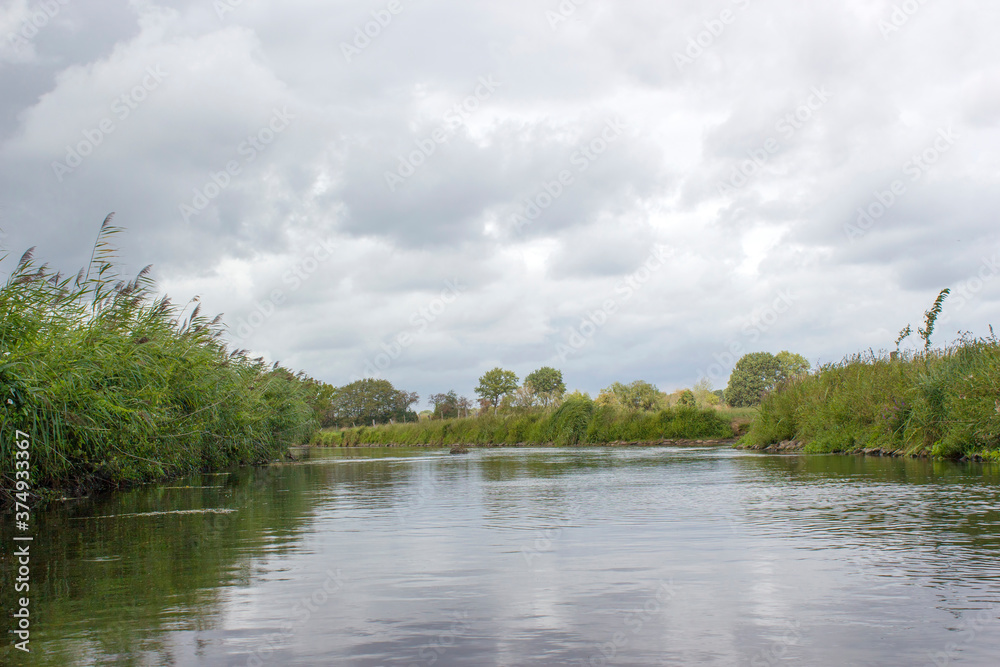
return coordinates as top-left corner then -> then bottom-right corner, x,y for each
524,367 -> 566,407
477,397 -> 493,414
563,389 -> 592,401
330,378 -> 419,426
726,352 -> 781,407
678,389 -> 697,407
429,390 -> 459,419
692,378 -> 720,407
502,385 -> 540,413
457,396 -> 473,418
475,367 -> 519,413
775,351 -> 811,383
596,380 -> 661,411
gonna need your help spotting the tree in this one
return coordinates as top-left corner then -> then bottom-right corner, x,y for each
502,385 -> 539,412
692,378 -> 720,407
677,389 -> 697,407
457,396 -> 473,418
725,352 -> 781,407
429,390 -> 459,419
329,378 -> 419,426
524,367 -> 566,407
775,351 -> 810,383
298,374 -> 339,427
475,367 -> 519,413
596,380 -> 661,411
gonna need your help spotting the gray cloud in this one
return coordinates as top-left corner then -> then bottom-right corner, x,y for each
2,0 -> 999,405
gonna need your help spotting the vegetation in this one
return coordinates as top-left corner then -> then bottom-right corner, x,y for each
314,394 -> 735,447
475,367 -> 519,412
725,352 -> 781,407
726,350 -> 811,407
524,366 -> 566,407
325,378 -> 419,427
595,380 -> 661,411
775,351 -> 811,382
0,218 -> 320,499
741,291 -> 1000,459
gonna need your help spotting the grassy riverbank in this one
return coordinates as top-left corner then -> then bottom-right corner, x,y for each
0,220 -> 319,502
313,398 -> 737,447
740,336 -> 1000,459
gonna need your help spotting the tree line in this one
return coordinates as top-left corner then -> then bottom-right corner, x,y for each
312,351 -> 812,429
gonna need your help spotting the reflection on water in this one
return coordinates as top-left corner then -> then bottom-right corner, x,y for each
3,447 -> 1000,665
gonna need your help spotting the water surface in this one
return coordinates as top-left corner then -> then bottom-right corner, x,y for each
3,446 -> 1000,665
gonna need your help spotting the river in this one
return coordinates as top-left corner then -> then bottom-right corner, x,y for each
3,446 -> 1000,665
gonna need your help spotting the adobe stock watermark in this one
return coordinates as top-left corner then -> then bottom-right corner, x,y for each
717,86 -> 832,196
695,289 -> 797,388
179,106 -> 294,223
747,621 -> 803,666
520,487 -> 610,566
843,126 -> 958,242
230,238 -> 336,343
927,607 -> 998,667
879,0 -> 932,39
214,0 -> 245,19
674,0 -> 753,72
555,245 -> 670,361
243,568 -> 348,667
586,580 -> 677,667
340,0 -> 408,63
509,118 -> 626,233
407,611 -> 473,667
545,0 -> 591,31
384,75 -> 502,192
5,0 -> 71,57
937,253 -> 1000,327
351,279 -> 467,380
51,65 -> 167,182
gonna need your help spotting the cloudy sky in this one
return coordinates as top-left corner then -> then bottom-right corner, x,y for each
1,0 -> 998,405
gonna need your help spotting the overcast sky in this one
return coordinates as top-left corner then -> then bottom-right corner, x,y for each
1,0 -> 998,405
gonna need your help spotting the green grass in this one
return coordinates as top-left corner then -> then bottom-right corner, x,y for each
741,336 -> 1000,458
0,219 -> 318,499
313,398 -> 735,447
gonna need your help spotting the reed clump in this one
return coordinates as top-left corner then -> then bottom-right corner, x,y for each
741,336 -> 1000,458
0,217 -> 318,497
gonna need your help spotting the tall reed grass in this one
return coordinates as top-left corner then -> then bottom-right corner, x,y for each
0,217 -> 318,497
313,397 -> 735,447
741,336 -> 1000,458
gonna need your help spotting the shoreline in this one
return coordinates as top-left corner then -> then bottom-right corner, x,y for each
737,439 -> 997,462
310,438 -> 739,449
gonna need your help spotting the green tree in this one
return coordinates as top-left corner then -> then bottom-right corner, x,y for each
475,367 -> 519,413
726,352 -> 781,407
524,366 -> 566,407
330,378 -> 419,426
596,380 -> 661,411
775,351 -> 811,383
